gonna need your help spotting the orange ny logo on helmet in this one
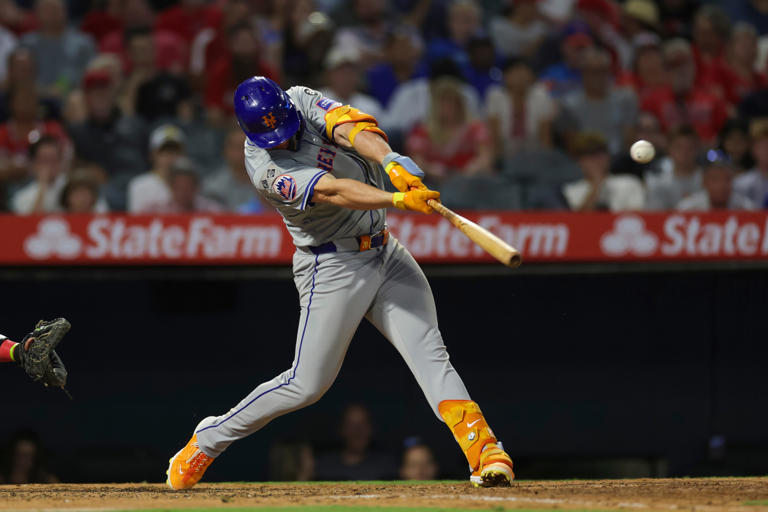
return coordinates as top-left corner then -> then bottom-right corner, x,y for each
262,112 -> 277,129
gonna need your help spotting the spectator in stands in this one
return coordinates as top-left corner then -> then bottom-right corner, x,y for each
0,430 -> 58,484
132,33 -> 192,123
366,28 -> 424,108
621,1 -> 661,56
563,132 -> 645,211
399,438 -> 439,481
315,403 -> 398,481
11,135 -> 69,214
127,124 -> 184,213
424,0 -> 481,78
678,156 -> 754,210
617,40 -> 668,99
205,22 -> 280,123
279,0 -> 334,86
67,69 -> 147,209
146,157 -> 221,213
657,0 -> 700,39
727,0 -> 768,35
0,86 -> 69,188
320,46 -> 382,120
21,0 -> 96,97
645,125 -> 702,210
0,47 -> 59,124
406,77 -> 494,183
490,0 -> 547,60
464,35 -> 503,99
611,111 -> 667,178
202,128 -> 260,212
691,5 -> 731,99
640,38 -> 728,143
485,57 -> 555,159
718,118 -> 753,172
333,0 -> 391,65
382,58 -> 480,139
119,27 -> 157,117
59,167 -> 108,213
540,31 -> 593,98
560,47 -> 638,155
723,23 -> 767,107
268,441 -> 315,481
734,119 -> 768,208
189,0 -> 254,89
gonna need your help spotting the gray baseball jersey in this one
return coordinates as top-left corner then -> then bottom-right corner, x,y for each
194,86 -> 473,460
244,86 -> 386,247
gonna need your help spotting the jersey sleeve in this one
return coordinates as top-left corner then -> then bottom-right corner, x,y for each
285,86 -> 342,138
245,143 -> 327,212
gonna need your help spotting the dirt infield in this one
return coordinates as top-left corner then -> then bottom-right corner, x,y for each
0,478 -> 767,512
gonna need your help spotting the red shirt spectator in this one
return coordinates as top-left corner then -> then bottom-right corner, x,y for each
407,121 -> 491,174
0,87 -> 69,165
204,22 -> 280,116
405,77 -> 494,180
640,87 -> 728,142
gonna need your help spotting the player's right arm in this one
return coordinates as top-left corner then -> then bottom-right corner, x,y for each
312,174 -> 439,214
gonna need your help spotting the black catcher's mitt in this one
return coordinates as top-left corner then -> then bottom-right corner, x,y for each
18,318 -> 71,383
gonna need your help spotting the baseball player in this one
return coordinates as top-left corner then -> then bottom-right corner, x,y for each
0,319 -> 70,389
167,77 -> 514,489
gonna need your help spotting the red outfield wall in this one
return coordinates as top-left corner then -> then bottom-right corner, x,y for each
2,211 -> 768,265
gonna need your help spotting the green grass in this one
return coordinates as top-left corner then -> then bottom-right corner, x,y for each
744,500 -> 768,506
113,508 -> 619,512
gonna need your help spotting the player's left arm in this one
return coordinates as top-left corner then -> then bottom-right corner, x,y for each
326,107 -> 428,192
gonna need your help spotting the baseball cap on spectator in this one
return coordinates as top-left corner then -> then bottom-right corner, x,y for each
149,124 -> 186,152
623,0 -> 659,29
571,132 -> 609,157
82,69 -> 112,90
324,45 -> 361,70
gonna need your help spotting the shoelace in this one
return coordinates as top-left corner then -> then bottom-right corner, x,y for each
185,446 -> 211,473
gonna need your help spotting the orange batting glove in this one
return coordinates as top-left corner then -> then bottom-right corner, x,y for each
382,152 -> 427,192
392,189 -> 440,214
385,162 -> 427,192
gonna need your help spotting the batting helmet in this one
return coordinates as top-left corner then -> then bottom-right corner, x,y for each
234,76 -> 302,149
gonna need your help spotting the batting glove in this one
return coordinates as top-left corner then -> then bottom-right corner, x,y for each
382,152 -> 427,192
393,189 -> 440,214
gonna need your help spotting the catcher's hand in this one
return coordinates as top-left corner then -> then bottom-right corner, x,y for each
18,318 -> 71,382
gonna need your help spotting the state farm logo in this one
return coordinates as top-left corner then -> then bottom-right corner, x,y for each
600,216 -> 658,256
24,217 -> 82,259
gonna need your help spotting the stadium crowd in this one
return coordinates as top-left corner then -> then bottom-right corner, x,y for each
0,0 -> 767,214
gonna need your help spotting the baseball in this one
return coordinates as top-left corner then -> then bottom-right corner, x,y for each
630,140 -> 655,163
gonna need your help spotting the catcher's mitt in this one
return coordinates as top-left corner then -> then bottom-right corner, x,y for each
18,318 -> 71,382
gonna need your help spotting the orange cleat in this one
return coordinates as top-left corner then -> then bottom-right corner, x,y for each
166,430 -> 215,490
438,400 -> 514,487
470,442 -> 514,487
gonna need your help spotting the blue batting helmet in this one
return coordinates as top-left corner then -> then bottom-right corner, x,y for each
234,76 -> 301,149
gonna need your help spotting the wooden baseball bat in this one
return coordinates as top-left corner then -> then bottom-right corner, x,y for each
427,199 -> 522,268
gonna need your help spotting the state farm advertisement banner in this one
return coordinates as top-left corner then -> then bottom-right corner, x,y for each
1,211 -> 768,265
